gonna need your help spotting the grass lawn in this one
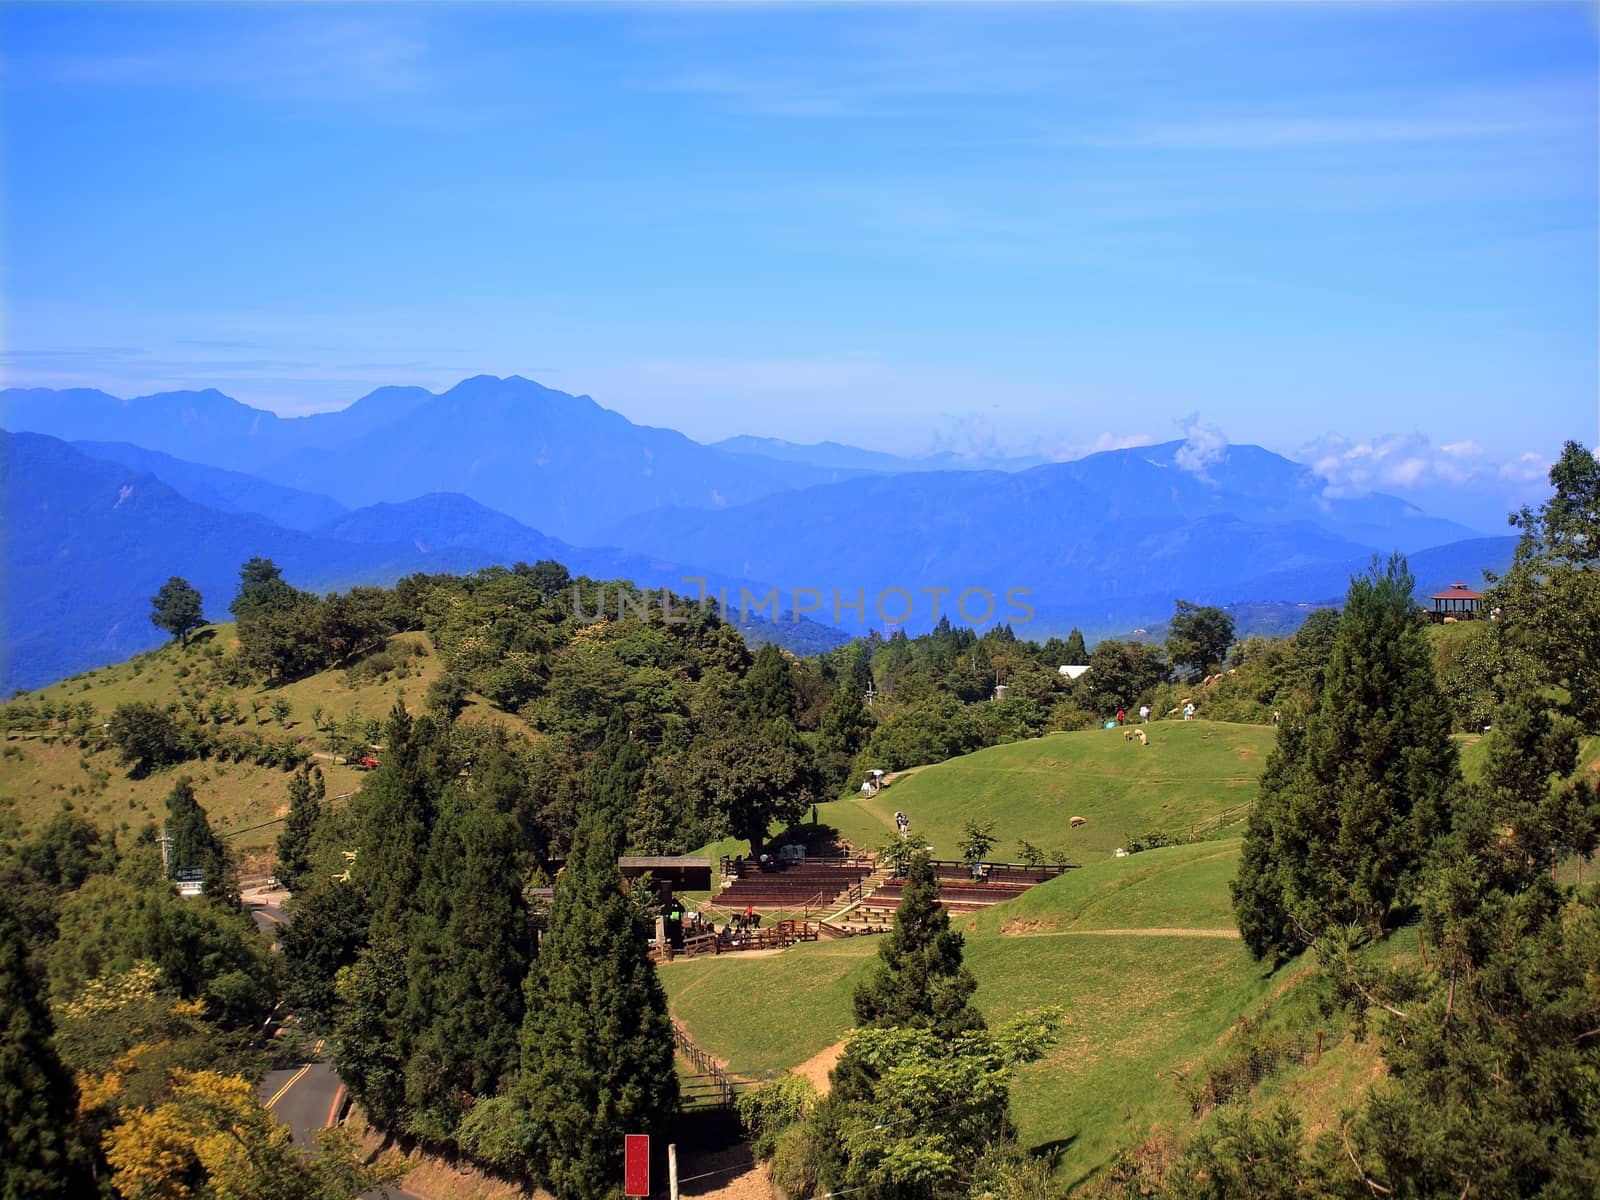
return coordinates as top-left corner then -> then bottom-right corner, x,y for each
0,627 -> 521,864
816,720 -> 1275,863
664,841 -> 1288,1189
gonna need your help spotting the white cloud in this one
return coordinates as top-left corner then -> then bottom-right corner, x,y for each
1297,432 -> 1551,498
1174,414 -> 1228,480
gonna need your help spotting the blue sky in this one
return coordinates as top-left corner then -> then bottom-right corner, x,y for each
3,2 -> 1596,526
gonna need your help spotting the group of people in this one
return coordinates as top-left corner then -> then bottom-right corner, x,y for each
894,810 -> 911,838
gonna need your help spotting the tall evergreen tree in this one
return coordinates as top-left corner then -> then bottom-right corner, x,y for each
1233,555 -> 1459,958
165,776 -> 234,904
275,765 -> 323,894
353,699 -> 443,929
516,812 -> 677,1200
745,643 -> 799,724
1492,439 -> 1600,730
0,894 -> 85,1200
586,712 -> 649,826
401,780 -> 532,1140
852,850 -> 984,1037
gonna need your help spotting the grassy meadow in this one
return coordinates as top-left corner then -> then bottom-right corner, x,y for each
817,719 -> 1275,861
0,625 -> 520,862
663,840 -> 1292,1188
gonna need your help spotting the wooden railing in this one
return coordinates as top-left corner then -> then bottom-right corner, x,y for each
1190,801 -> 1256,840
672,1019 -> 735,1110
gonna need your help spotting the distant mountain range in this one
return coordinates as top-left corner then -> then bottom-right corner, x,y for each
1,376 -> 1526,689
4,377 -> 866,544
0,432 -> 845,692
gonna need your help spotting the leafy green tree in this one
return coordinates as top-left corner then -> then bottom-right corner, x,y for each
1233,555 -> 1459,957
20,812 -> 113,891
229,556 -> 299,622
281,878 -> 371,1029
150,575 -> 205,647
811,1011 -> 1061,1200
1166,600 -> 1236,681
333,937 -> 410,1128
1492,440 -> 1600,730
0,894 -> 87,1200
516,812 -> 677,1200
275,765 -> 323,894
689,718 -> 815,856
853,851 -> 984,1037
958,818 -> 997,867
107,701 -> 188,776
1086,639 -> 1168,714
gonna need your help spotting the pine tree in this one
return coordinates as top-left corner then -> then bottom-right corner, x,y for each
165,776 -> 235,904
852,850 -> 984,1037
0,894 -> 85,1200
276,765 -> 322,894
745,643 -> 798,723
516,812 -> 677,1200
1233,555 -> 1460,957
353,699 -> 442,929
401,780 -> 532,1140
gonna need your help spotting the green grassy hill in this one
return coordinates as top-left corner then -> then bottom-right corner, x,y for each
0,625 -> 515,867
820,720 -> 1275,861
663,841 -> 1295,1188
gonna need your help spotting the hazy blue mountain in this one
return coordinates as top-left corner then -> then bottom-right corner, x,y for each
1,432 -> 846,691
72,440 -> 347,531
248,375 -> 867,541
3,377 -> 870,544
1220,536 -> 1518,606
601,440 -> 1491,637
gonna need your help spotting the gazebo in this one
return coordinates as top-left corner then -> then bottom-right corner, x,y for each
1428,582 -> 1482,623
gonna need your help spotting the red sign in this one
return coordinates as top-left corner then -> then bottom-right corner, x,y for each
624,1134 -> 650,1197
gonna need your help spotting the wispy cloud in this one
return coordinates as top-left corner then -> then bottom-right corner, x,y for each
1175,414 -> 1228,481
1297,432 -> 1553,498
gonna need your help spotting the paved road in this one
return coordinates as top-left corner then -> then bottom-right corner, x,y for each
248,899 -> 429,1200
258,1040 -> 342,1150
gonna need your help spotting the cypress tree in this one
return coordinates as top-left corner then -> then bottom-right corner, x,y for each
275,765 -> 322,894
402,779 -> 532,1140
1233,555 -> 1459,957
0,894 -> 84,1200
353,699 -> 442,929
517,812 -> 677,1200
165,776 -> 235,905
852,850 -> 984,1036
745,643 -> 798,724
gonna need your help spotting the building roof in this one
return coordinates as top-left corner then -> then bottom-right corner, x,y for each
1430,582 -> 1483,600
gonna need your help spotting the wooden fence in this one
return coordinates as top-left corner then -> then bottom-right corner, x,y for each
672,1019 -> 736,1111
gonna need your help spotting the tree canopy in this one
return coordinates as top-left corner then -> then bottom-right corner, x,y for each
150,576 -> 205,647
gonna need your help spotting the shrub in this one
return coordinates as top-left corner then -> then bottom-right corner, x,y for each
736,1073 -> 818,1160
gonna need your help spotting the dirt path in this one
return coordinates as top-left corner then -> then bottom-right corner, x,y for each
791,1039 -> 846,1095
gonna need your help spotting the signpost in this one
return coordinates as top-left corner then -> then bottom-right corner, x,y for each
624,1134 -> 650,1198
